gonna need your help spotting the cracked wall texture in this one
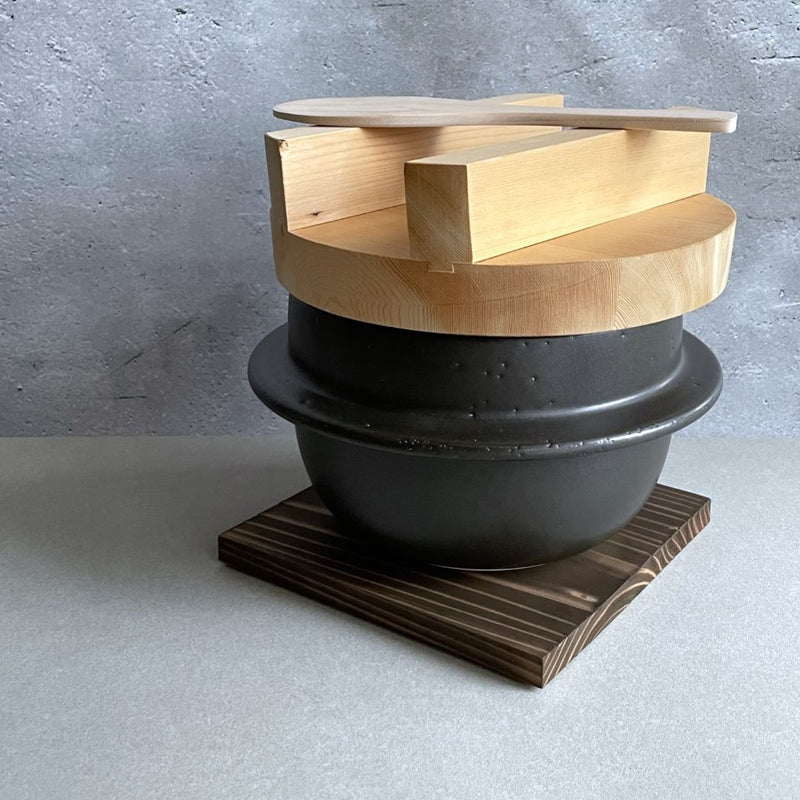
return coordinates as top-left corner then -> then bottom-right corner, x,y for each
1,0 -> 798,436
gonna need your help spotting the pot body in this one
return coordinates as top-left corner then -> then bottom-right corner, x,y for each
296,425 -> 670,569
249,297 -> 722,569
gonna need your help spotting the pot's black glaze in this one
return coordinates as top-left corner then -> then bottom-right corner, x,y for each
295,425 -> 671,569
248,298 -> 722,568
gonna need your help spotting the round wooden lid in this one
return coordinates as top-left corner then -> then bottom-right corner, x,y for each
272,192 -> 735,337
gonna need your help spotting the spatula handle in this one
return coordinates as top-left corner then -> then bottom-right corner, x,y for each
273,96 -> 737,133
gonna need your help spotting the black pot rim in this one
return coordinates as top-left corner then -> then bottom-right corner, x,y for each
248,323 -> 722,460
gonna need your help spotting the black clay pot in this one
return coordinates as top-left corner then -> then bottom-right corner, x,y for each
248,298 -> 722,569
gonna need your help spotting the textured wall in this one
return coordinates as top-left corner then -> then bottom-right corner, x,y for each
1,0 -> 797,436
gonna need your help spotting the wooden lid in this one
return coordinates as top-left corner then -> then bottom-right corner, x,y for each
265,93 -> 735,336
271,193 -> 735,336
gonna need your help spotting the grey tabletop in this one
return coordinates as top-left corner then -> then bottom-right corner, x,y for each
2,435 -> 799,799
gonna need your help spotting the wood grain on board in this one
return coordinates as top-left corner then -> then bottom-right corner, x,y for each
219,484 -> 711,687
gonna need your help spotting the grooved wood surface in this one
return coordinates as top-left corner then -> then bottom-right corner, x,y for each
219,484 -> 710,687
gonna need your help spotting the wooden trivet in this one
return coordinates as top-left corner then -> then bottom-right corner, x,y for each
219,484 -> 710,687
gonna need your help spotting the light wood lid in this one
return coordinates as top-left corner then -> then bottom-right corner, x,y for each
273,193 -> 735,337
265,93 -> 735,336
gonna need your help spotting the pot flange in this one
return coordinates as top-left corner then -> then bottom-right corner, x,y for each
248,298 -> 722,460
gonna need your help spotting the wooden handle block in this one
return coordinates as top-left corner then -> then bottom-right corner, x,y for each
405,126 -> 711,270
265,93 -> 564,232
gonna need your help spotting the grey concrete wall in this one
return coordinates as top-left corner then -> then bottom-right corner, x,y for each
1,0 -> 797,437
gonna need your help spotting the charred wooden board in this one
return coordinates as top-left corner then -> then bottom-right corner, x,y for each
219,484 -> 710,687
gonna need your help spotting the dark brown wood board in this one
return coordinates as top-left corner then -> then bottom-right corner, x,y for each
218,484 -> 710,687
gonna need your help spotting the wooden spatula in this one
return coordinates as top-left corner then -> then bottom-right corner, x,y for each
273,96 -> 737,133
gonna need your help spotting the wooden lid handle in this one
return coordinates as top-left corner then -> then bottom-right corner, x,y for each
274,96 -> 737,133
